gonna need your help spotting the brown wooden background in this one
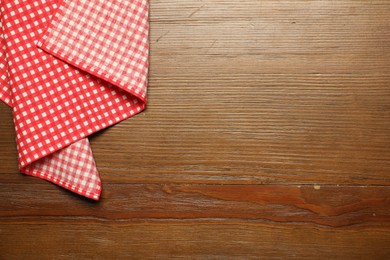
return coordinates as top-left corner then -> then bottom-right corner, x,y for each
1,0 -> 390,258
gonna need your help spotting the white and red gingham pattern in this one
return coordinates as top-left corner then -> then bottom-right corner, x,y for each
1,0 -> 101,200
37,0 -> 149,101
0,0 -> 149,199
0,18 -> 11,107
24,138 -> 101,200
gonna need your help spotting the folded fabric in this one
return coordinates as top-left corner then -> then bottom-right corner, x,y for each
0,0 -> 149,200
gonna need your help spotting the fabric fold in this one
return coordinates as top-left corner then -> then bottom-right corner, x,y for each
0,0 -> 149,200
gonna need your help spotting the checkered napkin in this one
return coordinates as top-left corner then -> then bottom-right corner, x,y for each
0,0 -> 149,200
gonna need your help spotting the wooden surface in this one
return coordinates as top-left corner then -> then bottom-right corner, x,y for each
1,0 -> 390,258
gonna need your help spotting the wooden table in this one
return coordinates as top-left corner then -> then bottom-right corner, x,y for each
1,0 -> 390,258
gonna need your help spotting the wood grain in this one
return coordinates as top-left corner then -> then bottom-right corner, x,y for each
1,0 -> 390,258
2,223 -> 390,259
1,183 -> 390,228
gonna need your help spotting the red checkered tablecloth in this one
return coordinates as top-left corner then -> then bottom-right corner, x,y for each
0,0 -> 149,200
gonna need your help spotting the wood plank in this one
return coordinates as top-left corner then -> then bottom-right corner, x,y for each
1,1 -> 389,185
1,222 -> 390,259
1,184 -> 389,228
